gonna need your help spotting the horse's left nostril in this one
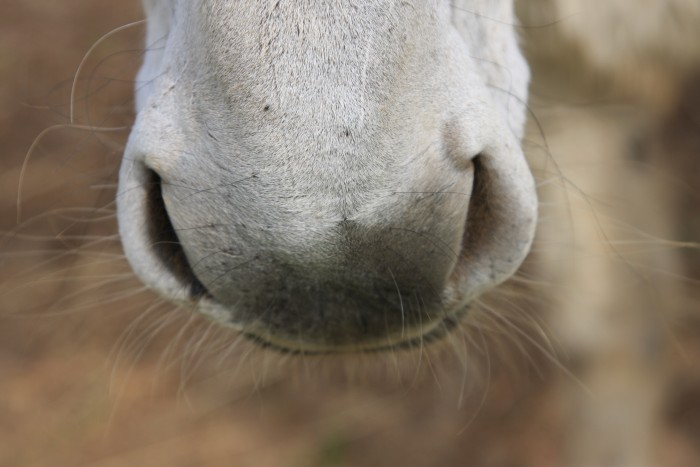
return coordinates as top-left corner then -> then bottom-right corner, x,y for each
447,143 -> 538,300
461,155 -> 489,255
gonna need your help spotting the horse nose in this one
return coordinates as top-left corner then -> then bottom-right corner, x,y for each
118,117 -> 537,352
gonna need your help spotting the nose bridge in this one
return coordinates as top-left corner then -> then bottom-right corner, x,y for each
192,0 -> 449,131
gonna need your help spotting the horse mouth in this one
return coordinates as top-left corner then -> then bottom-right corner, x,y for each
236,312 -> 466,355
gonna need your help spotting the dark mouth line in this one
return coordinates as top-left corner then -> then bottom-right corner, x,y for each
239,311 -> 466,356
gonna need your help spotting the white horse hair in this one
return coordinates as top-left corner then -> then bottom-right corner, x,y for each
117,0 -> 537,353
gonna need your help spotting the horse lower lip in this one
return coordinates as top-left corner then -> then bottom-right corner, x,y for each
236,311 -> 466,355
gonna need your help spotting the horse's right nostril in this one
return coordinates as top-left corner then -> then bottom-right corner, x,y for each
118,157 -> 211,305
142,169 -> 209,300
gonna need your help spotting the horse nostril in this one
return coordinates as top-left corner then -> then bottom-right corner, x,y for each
142,169 -> 208,299
462,155 -> 489,256
448,144 -> 538,299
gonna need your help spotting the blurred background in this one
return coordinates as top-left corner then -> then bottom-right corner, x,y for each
1,1 -> 700,466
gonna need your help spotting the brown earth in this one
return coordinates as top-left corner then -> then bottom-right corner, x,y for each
1,2 -> 700,466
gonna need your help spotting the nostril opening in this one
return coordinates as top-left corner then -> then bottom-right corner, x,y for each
462,155 -> 491,257
143,169 -> 208,299
456,146 -> 538,293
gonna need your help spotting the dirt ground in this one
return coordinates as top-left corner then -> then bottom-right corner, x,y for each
1,2 -> 700,466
